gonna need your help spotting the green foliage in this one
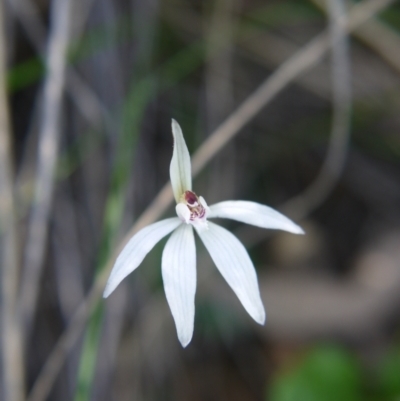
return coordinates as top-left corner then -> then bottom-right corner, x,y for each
74,305 -> 104,401
268,345 -> 363,401
378,347 -> 400,400
8,17 -> 134,93
7,58 -> 44,92
269,344 -> 400,401
379,8 -> 400,30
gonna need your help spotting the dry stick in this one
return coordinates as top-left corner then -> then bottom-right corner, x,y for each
26,0 -> 396,400
205,0 -> 237,199
205,0 -> 236,130
9,0 -> 112,139
0,5 -> 25,401
355,17 -> 400,74
312,0 -> 400,75
19,0 -> 73,335
27,270 -> 109,401
281,0 -> 352,219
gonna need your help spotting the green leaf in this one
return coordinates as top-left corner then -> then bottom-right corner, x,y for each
378,347 -> 400,399
269,345 -> 363,401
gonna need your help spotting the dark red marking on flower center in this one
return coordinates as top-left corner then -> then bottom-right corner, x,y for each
184,190 -> 198,206
182,190 -> 206,221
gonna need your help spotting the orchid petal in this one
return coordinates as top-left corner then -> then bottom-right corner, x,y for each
196,221 -> 265,324
103,218 -> 182,298
162,223 -> 196,347
176,203 -> 191,223
208,201 -> 304,234
170,119 -> 192,202
199,196 -> 210,213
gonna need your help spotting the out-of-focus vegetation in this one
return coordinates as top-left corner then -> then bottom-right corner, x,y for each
1,0 -> 400,401
270,345 -> 364,401
267,345 -> 400,401
269,345 -> 400,401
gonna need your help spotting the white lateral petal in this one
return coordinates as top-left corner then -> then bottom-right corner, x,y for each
162,224 -> 196,347
103,218 -> 182,298
170,119 -> 192,202
208,201 -> 304,234
196,221 -> 265,324
176,203 -> 191,223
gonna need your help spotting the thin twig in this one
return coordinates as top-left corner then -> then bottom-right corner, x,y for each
205,0 -> 236,131
0,4 -> 25,401
19,0 -> 73,335
27,271 -> 108,401
312,0 -> 400,76
205,0 -> 237,200
8,0 -> 112,131
26,0 -> 396,400
163,2 -> 334,102
281,0 -> 352,219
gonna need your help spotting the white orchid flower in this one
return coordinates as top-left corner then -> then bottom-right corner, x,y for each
103,119 -> 304,347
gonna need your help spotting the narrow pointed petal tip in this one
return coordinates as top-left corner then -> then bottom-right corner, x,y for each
255,307 -> 266,325
162,224 -> 196,348
179,331 -> 193,348
170,119 -> 192,202
208,201 -> 305,235
294,225 -> 305,235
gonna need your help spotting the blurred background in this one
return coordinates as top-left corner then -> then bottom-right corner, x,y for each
1,0 -> 400,400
